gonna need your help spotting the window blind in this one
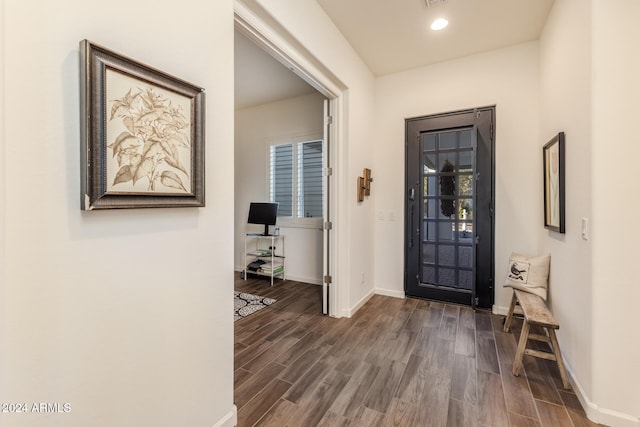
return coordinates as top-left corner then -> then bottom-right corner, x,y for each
298,141 -> 323,218
269,144 -> 293,217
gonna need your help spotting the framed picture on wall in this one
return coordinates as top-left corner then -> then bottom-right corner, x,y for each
543,132 -> 565,233
80,39 -> 205,210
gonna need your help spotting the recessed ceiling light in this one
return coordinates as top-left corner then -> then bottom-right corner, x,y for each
430,18 -> 448,31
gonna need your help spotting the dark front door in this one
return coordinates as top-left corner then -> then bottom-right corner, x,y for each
405,107 -> 494,309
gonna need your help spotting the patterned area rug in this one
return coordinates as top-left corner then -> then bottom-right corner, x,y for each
234,291 -> 277,321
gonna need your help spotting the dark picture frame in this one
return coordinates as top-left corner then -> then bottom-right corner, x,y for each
543,132 -> 565,233
80,40 -> 205,209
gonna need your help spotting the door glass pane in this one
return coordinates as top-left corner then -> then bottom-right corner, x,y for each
419,127 -> 476,293
458,246 -> 473,268
424,133 -> 436,151
459,270 -> 473,290
423,221 -> 436,242
424,153 -> 437,172
438,245 -> 455,266
459,130 -> 472,148
439,268 -> 455,287
458,150 -> 474,169
440,152 -> 460,172
438,197 -> 456,219
424,199 -> 437,219
458,175 -> 473,196
438,162 -> 456,218
438,132 -> 456,150
438,221 -> 455,240
423,266 -> 435,284
439,156 -> 456,171
459,224 -> 473,242
459,199 -> 473,219
423,244 -> 435,264
424,175 -> 437,197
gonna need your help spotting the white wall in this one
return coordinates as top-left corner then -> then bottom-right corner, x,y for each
1,1 -> 235,426
538,0 -> 594,409
591,0 -> 640,424
243,0 -> 377,315
235,92 -> 325,284
538,1 -> 640,424
373,42 -> 541,310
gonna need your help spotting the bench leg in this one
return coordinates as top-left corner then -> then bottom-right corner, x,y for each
548,329 -> 570,389
513,319 -> 529,377
503,291 -> 517,332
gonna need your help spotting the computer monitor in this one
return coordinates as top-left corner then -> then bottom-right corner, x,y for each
247,202 -> 278,236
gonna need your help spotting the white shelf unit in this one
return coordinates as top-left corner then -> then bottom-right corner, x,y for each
243,233 -> 285,286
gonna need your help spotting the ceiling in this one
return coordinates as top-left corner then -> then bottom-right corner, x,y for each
317,0 -> 555,76
235,31 -> 317,110
235,0 -> 555,107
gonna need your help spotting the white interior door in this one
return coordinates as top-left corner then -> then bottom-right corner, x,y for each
322,99 -> 331,315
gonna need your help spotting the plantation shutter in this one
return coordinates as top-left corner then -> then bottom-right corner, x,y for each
270,144 -> 293,217
298,140 -> 323,218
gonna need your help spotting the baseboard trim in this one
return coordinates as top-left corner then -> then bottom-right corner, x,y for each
285,274 -> 322,286
344,289 -> 375,317
212,405 -> 237,427
566,362 -> 639,427
596,408 -> 640,427
375,288 -> 405,299
234,268 -> 322,286
492,304 -> 510,316
343,287 -> 406,317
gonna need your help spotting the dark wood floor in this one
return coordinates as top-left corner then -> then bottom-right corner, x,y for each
234,275 -> 602,427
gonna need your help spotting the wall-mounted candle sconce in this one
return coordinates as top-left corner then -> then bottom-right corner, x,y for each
357,168 -> 373,202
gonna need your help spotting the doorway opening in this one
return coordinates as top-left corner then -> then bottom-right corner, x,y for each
233,19 -> 341,316
405,107 -> 495,309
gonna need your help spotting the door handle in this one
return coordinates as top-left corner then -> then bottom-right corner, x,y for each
409,204 -> 414,248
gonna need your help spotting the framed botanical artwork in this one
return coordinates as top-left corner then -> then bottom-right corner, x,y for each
543,132 -> 565,233
80,40 -> 205,209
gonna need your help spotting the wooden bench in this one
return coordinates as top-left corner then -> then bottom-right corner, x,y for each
503,289 -> 570,389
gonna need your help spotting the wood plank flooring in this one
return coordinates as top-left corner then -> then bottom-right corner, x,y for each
235,275 -> 603,427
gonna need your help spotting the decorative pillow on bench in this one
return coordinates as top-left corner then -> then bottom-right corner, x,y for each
504,252 -> 550,300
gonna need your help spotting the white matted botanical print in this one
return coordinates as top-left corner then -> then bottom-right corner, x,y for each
106,69 -> 192,194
